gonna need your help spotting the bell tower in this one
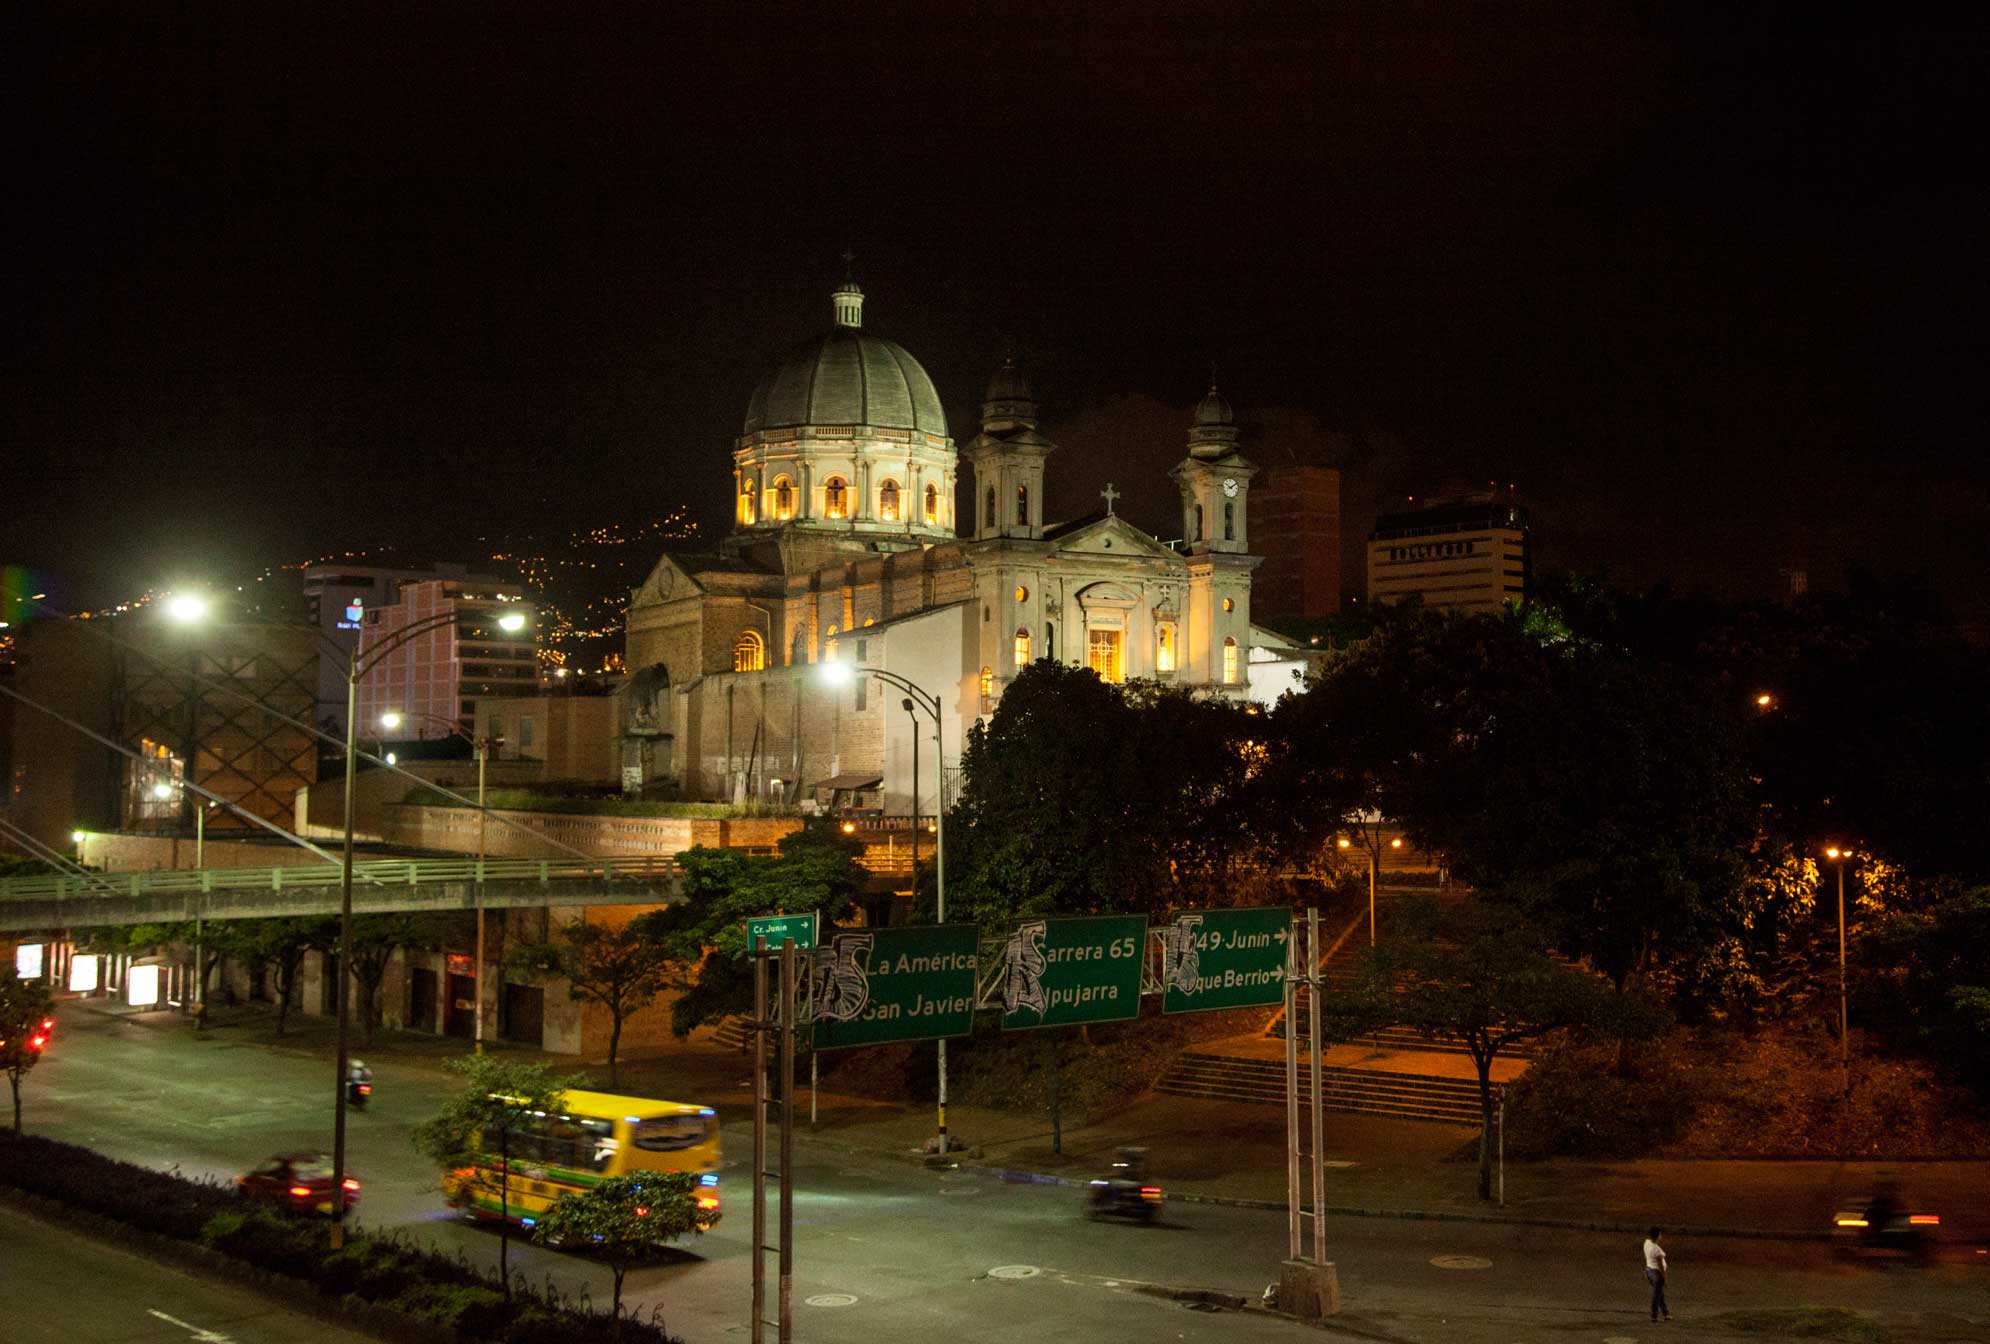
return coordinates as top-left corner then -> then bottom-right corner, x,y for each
1170,385 -> 1255,554
963,353 -> 1056,541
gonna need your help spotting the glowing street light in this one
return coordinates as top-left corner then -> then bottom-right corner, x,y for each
163,592 -> 210,624
1824,846 -> 1852,1098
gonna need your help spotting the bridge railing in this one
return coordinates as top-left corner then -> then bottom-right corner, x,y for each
0,855 -> 684,905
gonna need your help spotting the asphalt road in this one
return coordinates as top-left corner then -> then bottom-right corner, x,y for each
0,1202 -> 384,1344
19,1005 -> 1990,1344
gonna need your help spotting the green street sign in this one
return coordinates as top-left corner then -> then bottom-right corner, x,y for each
810,923 -> 978,1050
999,914 -> 1146,1030
745,912 -> 819,951
1161,907 -> 1291,1014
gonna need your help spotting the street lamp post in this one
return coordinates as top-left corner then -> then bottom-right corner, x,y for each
903,698 -> 919,883
822,658 -> 948,1154
1825,846 -> 1851,1098
331,608 -> 525,1248
381,708 -> 495,1053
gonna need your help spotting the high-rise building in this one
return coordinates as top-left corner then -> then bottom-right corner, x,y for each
352,579 -> 537,739
1248,464 -> 1342,621
302,561 -> 495,733
1367,493 -> 1530,615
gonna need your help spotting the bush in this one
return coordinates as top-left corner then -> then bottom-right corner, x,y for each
0,1131 -> 680,1344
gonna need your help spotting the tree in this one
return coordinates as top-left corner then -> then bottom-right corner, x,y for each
1864,886 -> 1990,1095
239,917 -> 337,1035
633,821 -> 866,1037
0,970 -> 56,1133
348,912 -> 470,1045
946,661 -> 1269,926
1327,898 -> 1650,1200
531,1172 -> 717,1338
412,1054 -> 584,1298
510,917 -> 671,1086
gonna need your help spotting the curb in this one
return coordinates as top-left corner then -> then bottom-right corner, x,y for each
954,1162 -> 1836,1243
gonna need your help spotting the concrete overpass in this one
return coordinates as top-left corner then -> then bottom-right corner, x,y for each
0,856 -> 688,933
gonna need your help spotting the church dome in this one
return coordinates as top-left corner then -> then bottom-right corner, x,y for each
741,287 -> 948,437
983,353 -> 1033,405
1194,385 -> 1235,427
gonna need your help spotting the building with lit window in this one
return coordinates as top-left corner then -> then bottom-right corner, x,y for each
302,561 -> 496,733
352,580 -> 538,740
1367,493 -> 1530,615
619,277 -> 1272,810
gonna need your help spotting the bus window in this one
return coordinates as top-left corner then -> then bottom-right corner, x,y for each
634,1115 -> 713,1153
509,1114 -> 616,1171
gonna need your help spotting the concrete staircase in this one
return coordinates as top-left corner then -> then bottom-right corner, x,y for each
1157,1048 -> 1486,1126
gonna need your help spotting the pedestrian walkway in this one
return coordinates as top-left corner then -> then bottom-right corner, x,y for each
74,994 -> 1990,1245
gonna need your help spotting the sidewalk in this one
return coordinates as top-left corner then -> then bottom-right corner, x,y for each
79,994 -> 1990,1244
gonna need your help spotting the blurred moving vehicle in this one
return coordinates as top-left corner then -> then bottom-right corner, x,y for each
1833,1177 -> 1939,1257
1086,1146 -> 1163,1223
440,1089 -> 722,1228
237,1154 -> 362,1216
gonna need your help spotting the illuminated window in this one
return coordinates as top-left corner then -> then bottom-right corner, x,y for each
1014,584 -> 1028,603
1222,597 -> 1234,613
825,625 -> 840,660
979,665 -> 993,700
732,630 -> 765,673
1156,623 -> 1176,673
925,482 -> 939,523
824,477 -> 849,519
1014,627 -> 1031,668
1222,636 -> 1238,684
773,476 -> 794,520
985,487 -> 996,529
1016,485 -> 1029,525
1087,628 -> 1124,683
880,479 -> 901,522
1223,501 -> 1235,541
739,487 -> 757,526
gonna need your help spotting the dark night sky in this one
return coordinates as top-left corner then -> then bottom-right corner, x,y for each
7,4 -> 1988,617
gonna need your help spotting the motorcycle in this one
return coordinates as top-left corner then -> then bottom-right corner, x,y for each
1085,1147 -> 1163,1223
346,1065 -> 373,1110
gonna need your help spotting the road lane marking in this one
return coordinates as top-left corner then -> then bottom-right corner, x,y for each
805,1293 -> 858,1307
147,1310 -> 234,1342
1429,1254 -> 1492,1270
988,1265 -> 1040,1279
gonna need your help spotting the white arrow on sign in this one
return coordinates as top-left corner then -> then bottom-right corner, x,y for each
147,1310 -> 235,1343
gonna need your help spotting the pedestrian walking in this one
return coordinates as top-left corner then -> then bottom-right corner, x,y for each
1643,1226 -> 1670,1322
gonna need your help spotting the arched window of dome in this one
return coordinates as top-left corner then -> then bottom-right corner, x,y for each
739,486 -> 757,526
773,476 -> 794,521
1013,627 -> 1031,669
1015,485 -> 1029,526
880,478 -> 901,522
1193,503 -> 1204,542
824,477 -> 849,519
924,482 -> 939,524
1156,622 -> 1176,673
1222,636 -> 1238,685
985,487 -> 996,529
790,628 -> 807,665
1223,501 -> 1235,541
825,625 -> 840,660
733,630 -> 765,673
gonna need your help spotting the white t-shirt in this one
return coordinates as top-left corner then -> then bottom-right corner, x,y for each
1643,1238 -> 1667,1272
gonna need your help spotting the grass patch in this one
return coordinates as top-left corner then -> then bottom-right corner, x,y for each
1707,1307 -> 1888,1341
401,786 -> 798,819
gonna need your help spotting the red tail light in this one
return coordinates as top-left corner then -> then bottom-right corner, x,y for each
289,1185 -> 312,1197
1910,1214 -> 1940,1225
1140,1187 -> 1163,1199
357,1084 -> 371,1094
697,1196 -> 721,1210
342,1179 -> 360,1191
634,1206 -> 649,1217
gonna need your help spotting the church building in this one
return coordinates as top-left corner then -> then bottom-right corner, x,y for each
619,278 -> 1287,813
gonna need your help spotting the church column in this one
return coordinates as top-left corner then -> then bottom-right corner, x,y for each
799,461 -> 813,520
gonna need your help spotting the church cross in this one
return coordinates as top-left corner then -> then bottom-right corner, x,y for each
1101,482 -> 1120,516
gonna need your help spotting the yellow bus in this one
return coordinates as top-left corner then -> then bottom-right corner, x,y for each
444,1088 -> 722,1226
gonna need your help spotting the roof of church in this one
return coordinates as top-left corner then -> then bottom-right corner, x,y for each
1039,509 -> 1110,541
741,287 -> 948,437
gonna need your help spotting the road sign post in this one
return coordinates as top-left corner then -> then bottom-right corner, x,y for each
997,914 -> 1146,1030
1159,907 -> 1291,1013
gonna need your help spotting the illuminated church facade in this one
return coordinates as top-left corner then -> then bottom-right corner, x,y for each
620,279 -> 1294,810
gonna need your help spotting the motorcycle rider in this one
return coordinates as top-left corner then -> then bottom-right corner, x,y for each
346,1058 -> 373,1107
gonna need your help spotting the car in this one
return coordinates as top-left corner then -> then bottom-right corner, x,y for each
236,1153 -> 361,1216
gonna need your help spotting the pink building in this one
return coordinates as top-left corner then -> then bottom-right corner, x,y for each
353,579 -> 538,740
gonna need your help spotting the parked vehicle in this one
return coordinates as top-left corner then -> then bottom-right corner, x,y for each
237,1154 -> 361,1216
1085,1147 -> 1163,1223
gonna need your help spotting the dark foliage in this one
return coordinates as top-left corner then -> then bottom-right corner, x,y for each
0,1131 -> 678,1344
